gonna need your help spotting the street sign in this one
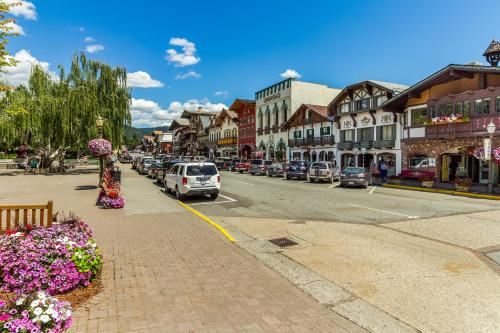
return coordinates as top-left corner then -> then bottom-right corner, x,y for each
484,138 -> 492,161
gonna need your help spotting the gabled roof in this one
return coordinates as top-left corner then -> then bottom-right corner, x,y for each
169,118 -> 189,130
483,39 -> 500,56
229,98 -> 255,112
382,64 -> 500,111
286,104 -> 329,128
181,109 -> 220,119
327,79 -> 408,114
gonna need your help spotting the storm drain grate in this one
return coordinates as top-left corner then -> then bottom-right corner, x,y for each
269,237 -> 298,247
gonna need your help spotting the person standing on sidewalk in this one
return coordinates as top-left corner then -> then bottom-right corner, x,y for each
380,159 -> 388,183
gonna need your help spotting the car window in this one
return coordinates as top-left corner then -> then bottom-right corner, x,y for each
251,159 -> 262,165
186,164 -> 218,176
170,165 -> 179,174
178,165 -> 185,175
311,162 -> 328,169
343,167 -> 366,174
264,161 -> 273,165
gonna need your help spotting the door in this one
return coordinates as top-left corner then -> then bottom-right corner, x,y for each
441,155 -> 450,182
479,160 -> 490,184
167,165 -> 179,189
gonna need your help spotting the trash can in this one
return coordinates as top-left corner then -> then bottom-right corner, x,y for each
112,166 -> 121,183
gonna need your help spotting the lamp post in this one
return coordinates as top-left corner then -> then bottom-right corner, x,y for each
487,120 -> 496,194
95,115 -> 105,183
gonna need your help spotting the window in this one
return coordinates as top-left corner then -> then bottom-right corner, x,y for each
411,108 -> 427,126
475,98 -> 490,114
358,128 -> 373,142
266,107 -> 271,126
496,97 -> 500,113
438,103 -> 452,116
429,105 -> 436,118
454,101 -> 471,117
375,95 -> 387,107
409,155 -> 429,168
178,165 -> 185,175
306,109 -> 313,119
186,164 -> 217,176
339,103 -> 349,113
274,104 -> 279,125
355,98 -> 370,111
320,126 -> 331,136
258,110 -> 263,129
282,101 -> 288,123
341,129 -> 354,142
306,128 -> 314,138
379,125 -> 395,141
293,130 -> 302,139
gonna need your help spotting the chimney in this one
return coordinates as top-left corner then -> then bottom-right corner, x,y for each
197,106 -> 203,113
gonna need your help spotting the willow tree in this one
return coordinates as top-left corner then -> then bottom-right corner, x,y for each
3,52 -> 131,168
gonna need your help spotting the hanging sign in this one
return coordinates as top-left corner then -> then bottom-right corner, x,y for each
484,138 -> 492,161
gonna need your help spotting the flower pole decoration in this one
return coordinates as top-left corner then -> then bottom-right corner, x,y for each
493,147 -> 500,164
88,139 -> 112,184
473,147 -> 486,161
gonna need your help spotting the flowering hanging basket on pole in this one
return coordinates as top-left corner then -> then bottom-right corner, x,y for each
493,147 -> 500,164
473,147 -> 486,161
88,139 -> 112,158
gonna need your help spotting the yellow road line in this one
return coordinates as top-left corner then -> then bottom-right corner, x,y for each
177,200 -> 235,242
382,184 -> 500,200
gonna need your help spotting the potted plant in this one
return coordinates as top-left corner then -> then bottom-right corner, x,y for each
419,176 -> 434,188
454,178 -> 472,192
387,175 -> 401,185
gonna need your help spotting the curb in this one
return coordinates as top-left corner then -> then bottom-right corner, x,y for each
177,200 -> 235,242
382,184 -> 500,200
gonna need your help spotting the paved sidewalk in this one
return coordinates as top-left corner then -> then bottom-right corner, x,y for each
0,168 -> 365,332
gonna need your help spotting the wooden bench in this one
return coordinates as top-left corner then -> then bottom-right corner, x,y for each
0,201 -> 53,233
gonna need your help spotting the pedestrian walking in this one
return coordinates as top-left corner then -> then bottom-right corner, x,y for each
380,159 -> 388,183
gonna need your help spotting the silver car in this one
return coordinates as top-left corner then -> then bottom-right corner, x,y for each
339,167 -> 373,188
307,162 -> 339,183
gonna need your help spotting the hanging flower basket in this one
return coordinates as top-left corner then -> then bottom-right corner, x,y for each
473,147 -> 486,161
493,148 -> 500,164
88,139 -> 112,157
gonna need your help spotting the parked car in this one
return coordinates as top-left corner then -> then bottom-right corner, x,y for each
249,159 -> 273,175
215,158 -> 231,171
193,156 -> 207,162
119,154 -> 133,163
138,157 -> 154,175
284,160 -> 310,180
307,162 -> 339,183
132,156 -> 143,169
266,162 -> 284,177
156,159 -> 185,183
164,162 -> 220,200
339,166 -> 372,188
147,160 -> 162,178
400,168 -> 435,180
234,160 -> 251,173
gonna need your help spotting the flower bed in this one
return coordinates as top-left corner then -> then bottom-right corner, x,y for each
425,114 -> 470,125
0,292 -> 72,333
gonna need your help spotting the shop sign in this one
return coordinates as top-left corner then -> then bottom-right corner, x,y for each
264,93 -> 281,103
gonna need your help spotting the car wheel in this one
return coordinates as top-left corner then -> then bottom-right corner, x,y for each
175,186 -> 184,200
239,170 -> 243,174
250,172 -> 255,176
267,170 -> 271,177
329,176 -> 334,184
210,193 -> 218,200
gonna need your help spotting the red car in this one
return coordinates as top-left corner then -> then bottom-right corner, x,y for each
234,160 -> 251,173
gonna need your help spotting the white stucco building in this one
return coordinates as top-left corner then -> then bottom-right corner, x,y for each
255,78 -> 340,161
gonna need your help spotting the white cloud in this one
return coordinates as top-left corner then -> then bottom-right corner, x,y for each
130,97 -> 227,127
174,71 -> 201,80
83,36 -> 95,43
165,37 -> 201,67
214,91 -> 229,98
6,0 -> 37,20
2,21 -> 25,35
85,44 -> 104,53
127,71 -> 164,88
0,49 -> 55,86
280,69 -> 302,79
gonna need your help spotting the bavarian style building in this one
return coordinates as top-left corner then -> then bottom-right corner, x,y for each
229,99 -> 256,159
383,40 -> 500,185
328,80 -> 408,174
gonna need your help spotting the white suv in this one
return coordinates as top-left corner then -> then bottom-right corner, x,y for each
164,162 -> 220,200
307,162 -> 339,183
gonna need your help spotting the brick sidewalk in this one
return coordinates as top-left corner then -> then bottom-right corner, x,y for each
0,168 -> 366,332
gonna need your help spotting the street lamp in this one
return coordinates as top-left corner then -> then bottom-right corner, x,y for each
487,120 -> 496,194
95,115 -> 104,138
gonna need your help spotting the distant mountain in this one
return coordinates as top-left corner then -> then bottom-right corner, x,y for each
123,126 -> 170,147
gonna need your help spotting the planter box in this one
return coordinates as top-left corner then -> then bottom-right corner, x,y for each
421,181 -> 434,188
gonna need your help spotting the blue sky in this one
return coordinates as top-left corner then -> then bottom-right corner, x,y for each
2,0 -> 500,127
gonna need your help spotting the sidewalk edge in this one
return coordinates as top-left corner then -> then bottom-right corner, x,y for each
382,184 -> 500,200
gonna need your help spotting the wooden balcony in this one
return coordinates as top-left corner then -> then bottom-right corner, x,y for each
373,140 -> 395,149
359,141 -> 373,149
272,125 -> 279,133
337,142 -> 354,150
257,128 -> 263,135
288,136 -> 335,147
264,127 -> 270,134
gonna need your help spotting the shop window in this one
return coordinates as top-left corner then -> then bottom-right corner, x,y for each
475,98 -> 490,114
320,126 -> 331,136
411,108 -> 427,126
409,155 -> 429,168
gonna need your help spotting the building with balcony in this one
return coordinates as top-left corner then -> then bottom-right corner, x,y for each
383,43 -> 500,184
286,104 -> 336,162
170,118 -> 190,156
230,99 -> 255,158
328,80 -> 408,174
207,108 -> 238,158
255,78 -> 340,161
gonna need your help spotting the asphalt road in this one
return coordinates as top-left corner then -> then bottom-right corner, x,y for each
175,170 -> 500,224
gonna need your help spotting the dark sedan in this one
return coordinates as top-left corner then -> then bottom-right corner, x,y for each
339,167 -> 373,188
266,163 -> 284,177
284,161 -> 310,180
